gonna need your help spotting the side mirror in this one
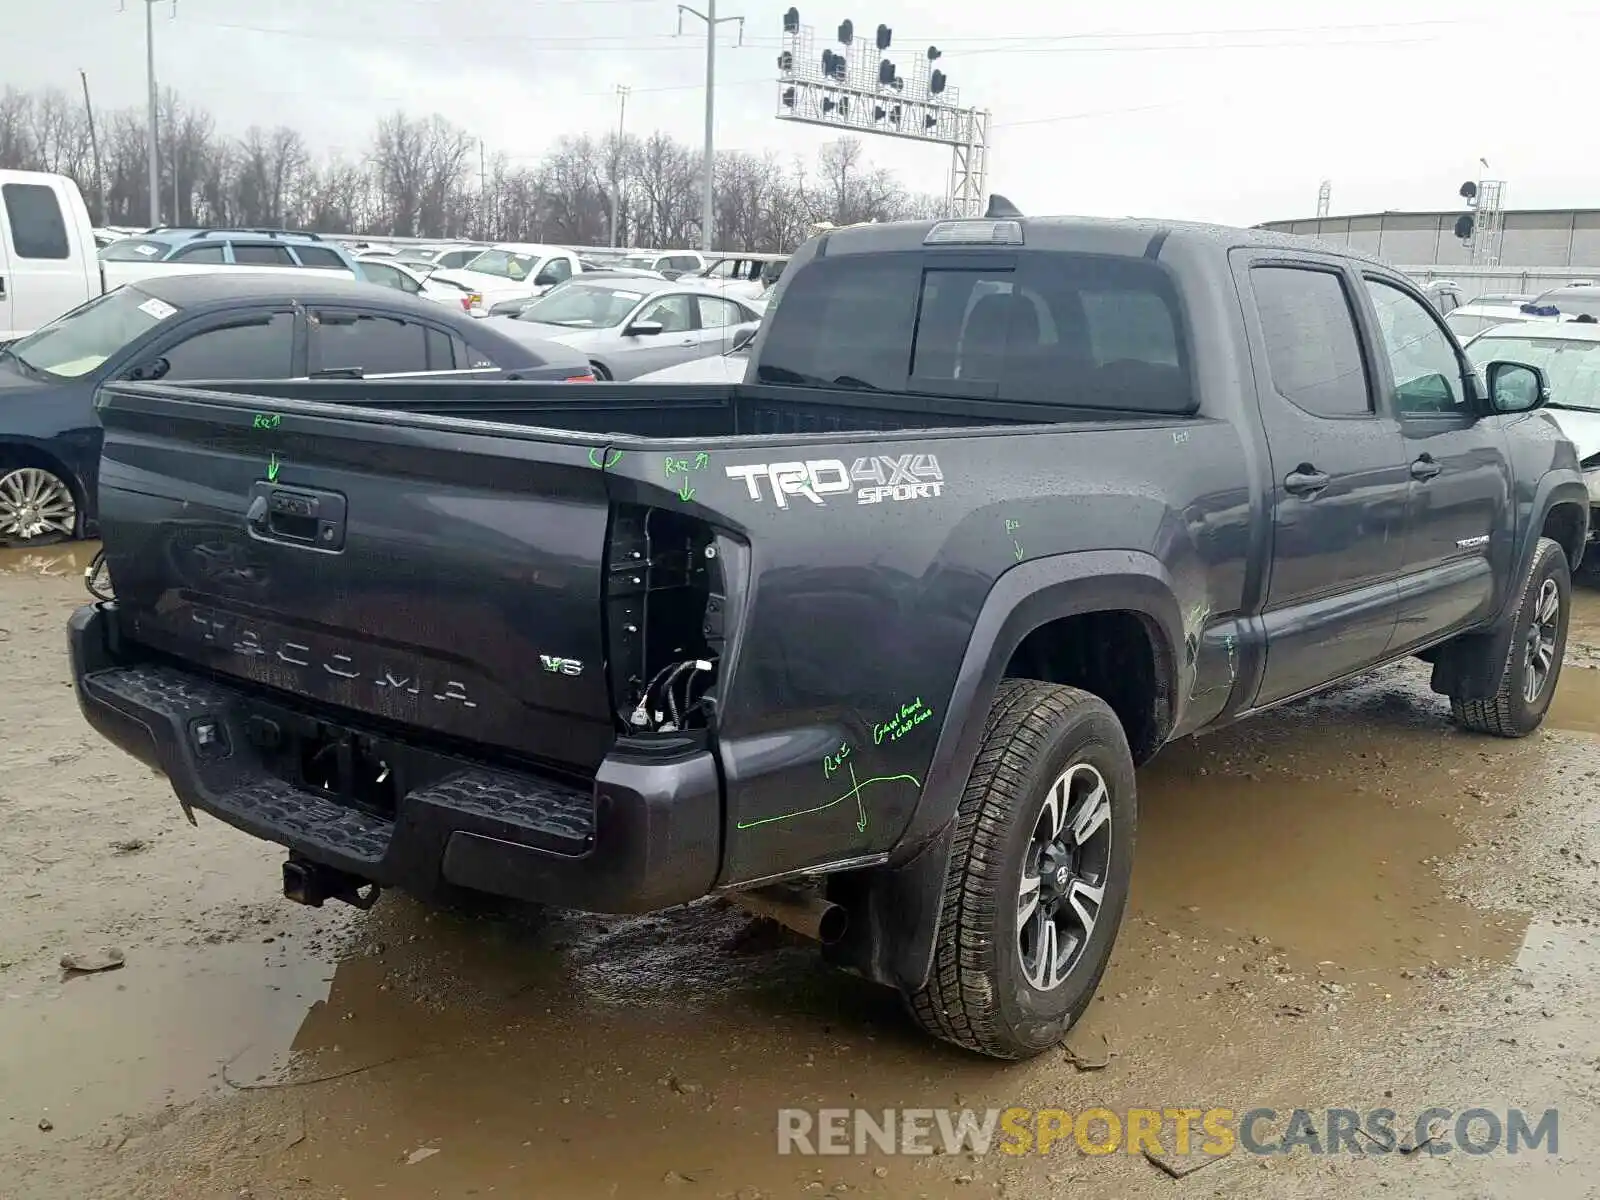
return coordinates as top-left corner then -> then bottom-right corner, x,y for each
534,270 -> 562,287
660,269 -> 683,281
126,357 -> 170,382
729,323 -> 759,353
625,321 -> 665,337
1485,361 -> 1550,414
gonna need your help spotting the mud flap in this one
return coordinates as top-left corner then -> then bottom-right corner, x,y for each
825,819 -> 958,992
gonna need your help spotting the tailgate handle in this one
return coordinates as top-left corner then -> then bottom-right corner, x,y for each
247,482 -> 348,551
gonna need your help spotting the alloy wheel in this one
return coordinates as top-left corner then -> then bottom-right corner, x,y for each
1017,762 -> 1114,992
1523,578 -> 1561,704
0,467 -> 76,544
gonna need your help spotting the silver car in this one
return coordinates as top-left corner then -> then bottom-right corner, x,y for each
488,277 -> 761,381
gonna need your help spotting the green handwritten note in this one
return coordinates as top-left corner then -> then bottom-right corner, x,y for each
872,697 -> 935,745
823,740 -> 852,779
266,452 -> 281,483
252,413 -> 282,430
588,447 -> 624,469
1005,517 -> 1024,562
664,451 -> 711,502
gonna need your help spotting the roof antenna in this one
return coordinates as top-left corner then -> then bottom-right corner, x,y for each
984,194 -> 1023,219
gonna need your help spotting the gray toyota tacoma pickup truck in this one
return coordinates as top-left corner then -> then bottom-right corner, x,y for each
69,207 -> 1586,1059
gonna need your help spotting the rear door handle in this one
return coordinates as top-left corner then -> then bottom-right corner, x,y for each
1284,466 -> 1331,497
0,275 -> 6,298
1410,454 -> 1443,481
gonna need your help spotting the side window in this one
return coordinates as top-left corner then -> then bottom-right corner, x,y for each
293,246 -> 348,271
540,258 -> 573,285
695,295 -> 743,329
1250,267 -> 1372,418
638,293 -> 694,332
155,313 -> 295,380
707,260 -> 735,279
669,255 -> 702,274
171,244 -> 227,264
231,243 -> 296,266
425,328 -> 457,370
362,262 -> 405,290
1363,278 -> 1467,416
2,183 -> 71,259
309,311 -> 429,376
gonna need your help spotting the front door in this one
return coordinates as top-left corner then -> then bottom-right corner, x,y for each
1240,256 -> 1411,707
617,292 -> 698,377
1359,275 -> 1513,649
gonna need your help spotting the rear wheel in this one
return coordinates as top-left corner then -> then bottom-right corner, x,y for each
589,360 -> 612,381
0,463 -> 79,547
905,680 -> 1136,1059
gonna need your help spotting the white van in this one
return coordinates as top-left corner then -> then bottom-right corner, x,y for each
1,169 -> 361,341
0,171 -> 100,342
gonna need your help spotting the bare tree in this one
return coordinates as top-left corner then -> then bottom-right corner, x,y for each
0,86 -> 940,247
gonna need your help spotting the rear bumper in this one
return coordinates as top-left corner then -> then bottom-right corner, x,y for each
68,603 -> 721,913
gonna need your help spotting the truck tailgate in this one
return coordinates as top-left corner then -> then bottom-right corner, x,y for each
93,381 -> 618,773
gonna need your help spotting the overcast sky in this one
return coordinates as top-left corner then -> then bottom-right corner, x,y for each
11,0 -> 1598,224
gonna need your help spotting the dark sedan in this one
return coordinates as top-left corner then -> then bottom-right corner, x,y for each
0,273 -> 594,546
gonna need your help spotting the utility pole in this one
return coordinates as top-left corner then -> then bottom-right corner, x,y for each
123,1 -> 173,228
609,85 -> 629,250
677,2 -> 743,252
478,138 -> 488,239
79,70 -> 106,225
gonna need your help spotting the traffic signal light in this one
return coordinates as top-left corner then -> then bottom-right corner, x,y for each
782,87 -> 796,107
877,58 -> 896,86
783,7 -> 799,33
930,69 -> 946,94
838,19 -> 853,43
777,51 -> 793,72
875,23 -> 891,50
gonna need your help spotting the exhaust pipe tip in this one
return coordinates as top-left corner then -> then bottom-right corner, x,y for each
728,885 -> 849,946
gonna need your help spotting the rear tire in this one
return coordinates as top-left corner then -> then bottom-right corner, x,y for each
589,360 -> 612,381
1449,535 -> 1570,738
905,680 -> 1136,1059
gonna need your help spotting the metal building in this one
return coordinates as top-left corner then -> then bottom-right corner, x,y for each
1257,208 -> 1600,297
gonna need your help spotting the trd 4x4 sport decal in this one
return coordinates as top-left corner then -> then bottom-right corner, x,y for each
725,454 -> 945,508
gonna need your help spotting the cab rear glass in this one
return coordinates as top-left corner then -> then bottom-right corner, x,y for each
756,250 -> 1194,414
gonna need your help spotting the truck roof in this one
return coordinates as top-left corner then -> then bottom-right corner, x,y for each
814,214 -> 1381,267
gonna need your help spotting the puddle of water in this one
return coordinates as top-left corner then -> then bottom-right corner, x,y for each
1547,665 -> 1600,735
0,940 -> 338,1141
1133,676 -> 1531,975
0,541 -> 98,579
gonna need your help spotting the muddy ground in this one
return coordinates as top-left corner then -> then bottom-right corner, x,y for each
1,544 -> 1597,1199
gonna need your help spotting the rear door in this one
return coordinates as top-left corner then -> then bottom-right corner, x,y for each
1236,254 -> 1411,707
694,294 -> 749,354
1,177 -> 91,336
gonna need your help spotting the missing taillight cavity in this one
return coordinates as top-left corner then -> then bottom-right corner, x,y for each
605,505 -> 723,734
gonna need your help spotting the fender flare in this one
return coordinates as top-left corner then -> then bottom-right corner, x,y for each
830,549 -> 1187,993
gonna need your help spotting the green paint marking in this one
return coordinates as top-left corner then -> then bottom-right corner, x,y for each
1005,517 -> 1023,561
266,452 -> 281,483
252,412 -> 282,430
1014,540 -> 1025,562
677,478 -> 696,503
588,447 -> 623,469
734,769 -> 922,830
